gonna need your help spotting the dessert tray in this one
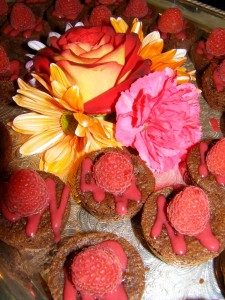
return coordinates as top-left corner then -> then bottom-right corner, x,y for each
0,0 -> 225,299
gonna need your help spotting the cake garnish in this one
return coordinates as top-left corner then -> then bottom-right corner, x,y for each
53,0 -> 84,20
89,5 -> 112,26
1,169 -> 70,241
64,240 -> 128,299
0,0 -> 8,17
206,28 -> 225,58
123,0 -> 149,18
10,18 -> 193,180
0,46 -> 20,81
80,152 -> 141,215
151,186 -> 220,254
3,3 -> 43,37
206,139 -> 225,185
115,68 -> 201,174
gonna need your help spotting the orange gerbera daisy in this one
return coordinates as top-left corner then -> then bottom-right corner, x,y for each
10,64 -> 121,179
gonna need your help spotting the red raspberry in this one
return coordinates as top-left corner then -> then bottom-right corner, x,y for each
123,0 -> 149,18
71,244 -> 122,296
5,169 -> 49,217
93,152 -> 133,194
10,3 -> 36,32
206,139 -> 225,177
89,5 -> 112,26
98,0 -> 116,5
0,0 -> 8,17
206,28 -> 225,57
54,0 -> 84,19
0,46 -> 10,75
158,8 -> 184,34
167,186 -> 209,236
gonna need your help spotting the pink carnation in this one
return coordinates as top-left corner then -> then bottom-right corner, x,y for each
115,68 -> 202,173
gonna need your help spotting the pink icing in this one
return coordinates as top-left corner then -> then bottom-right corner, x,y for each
210,118 -> 220,132
196,40 -> 213,59
198,141 -> 209,178
63,241 -> 128,300
80,158 -> 141,215
1,178 -> 70,242
151,194 -> 220,254
213,67 -> 225,92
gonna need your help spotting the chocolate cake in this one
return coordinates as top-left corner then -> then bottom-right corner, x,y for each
0,170 -> 71,271
187,139 -> 225,199
75,147 -> 155,221
220,112 -> 225,136
141,186 -> 225,267
47,232 -> 145,300
201,62 -> 225,112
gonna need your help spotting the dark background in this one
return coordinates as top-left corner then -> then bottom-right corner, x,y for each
199,0 -> 225,10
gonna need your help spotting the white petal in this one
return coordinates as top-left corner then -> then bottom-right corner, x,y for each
28,40 -> 46,51
174,49 -> 187,59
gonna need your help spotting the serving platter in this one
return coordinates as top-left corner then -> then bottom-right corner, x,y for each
0,0 -> 225,299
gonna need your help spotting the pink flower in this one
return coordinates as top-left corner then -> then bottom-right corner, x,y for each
115,68 -> 202,173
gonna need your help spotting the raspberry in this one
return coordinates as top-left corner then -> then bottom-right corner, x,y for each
5,169 -> 49,217
167,186 -> 209,236
54,0 -> 84,19
123,0 -> 149,18
158,8 -> 184,34
206,139 -> 225,177
0,46 -> 10,74
10,3 -> 36,32
206,28 -> 225,57
98,0 -> 116,5
0,0 -> 8,17
89,5 -> 112,26
71,244 -> 122,296
93,152 -> 133,194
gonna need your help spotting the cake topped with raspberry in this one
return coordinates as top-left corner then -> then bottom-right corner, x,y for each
206,138 -> 225,179
88,5 -> 112,26
212,60 -> 225,92
53,0 -> 84,20
156,7 -> 197,51
0,45 -> 20,81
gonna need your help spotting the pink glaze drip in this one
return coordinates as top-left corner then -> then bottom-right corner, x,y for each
215,175 -> 225,186
210,118 -> 220,132
151,195 -> 186,255
151,195 -> 220,254
26,214 -> 43,237
198,141 -> 209,177
1,201 -> 21,222
45,178 -> 70,243
63,241 -> 128,300
196,222 -> 220,252
80,158 -> 141,215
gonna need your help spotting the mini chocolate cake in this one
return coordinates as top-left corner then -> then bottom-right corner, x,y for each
220,112 -> 225,136
75,147 -> 155,221
0,170 -> 71,271
141,186 -> 225,267
0,122 -> 12,180
186,139 -> 225,200
214,249 -> 225,298
201,63 -> 225,112
47,232 -> 145,300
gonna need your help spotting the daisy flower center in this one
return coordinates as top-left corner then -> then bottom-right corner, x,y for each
61,111 -> 78,135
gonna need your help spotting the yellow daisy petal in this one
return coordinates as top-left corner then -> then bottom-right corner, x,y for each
110,17 -> 129,33
50,63 -> 72,89
20,129 -> 65,155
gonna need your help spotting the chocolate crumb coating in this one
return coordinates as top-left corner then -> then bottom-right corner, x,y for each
47,232 -> 145,300
0,122 -> 12,178
75,147 -> 155,221
201,64 -> 225,112
141,186 -> 225,267
0,171 -> 71,270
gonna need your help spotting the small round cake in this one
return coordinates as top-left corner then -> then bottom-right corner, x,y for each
0,169 -> 71,270
141,185 -> 225,267
187,139 -> 225,198
201,61 -> 225,112
47,232 -> 145,300
155,7 -> 197,52
220,112 -> 225,136
75,147 -> 155,221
